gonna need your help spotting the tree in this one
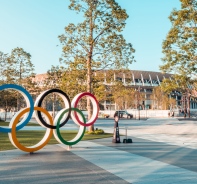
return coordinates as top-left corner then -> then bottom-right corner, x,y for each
150,87 -> 164,109
43,65 -> 65,119
160,74 -> 193,94
0,90 -> 17,121
60,62 -> 108,110
10,48 -> 35,110
111,81 -> 135,110
92,82 -> 106,103
45,65 -> 64,89
0,51 -> 15,84
0,51 -> 16,120
0,48 -> 35,118
0,52 -> 6,82
59,0 -> 135,131
134,88 -> 146,110
92,70 -> 113,109
60,61 -> 87,99
161,0 -> 197,80
8,47 -> 35,85
5,48 -> 35,110
150,86 -> 176,110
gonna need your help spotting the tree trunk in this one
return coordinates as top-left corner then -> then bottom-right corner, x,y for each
87,4 -> 94,132
4,109 -> 7,122
87,55 -> 94,132
52,93 -> 56,120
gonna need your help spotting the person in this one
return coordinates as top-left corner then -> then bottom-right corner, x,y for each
114,111 -> 118,118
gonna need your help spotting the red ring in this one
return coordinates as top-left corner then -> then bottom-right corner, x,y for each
73,92 -> 99,126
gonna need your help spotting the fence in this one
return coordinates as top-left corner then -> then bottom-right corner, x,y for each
100,109 -> 180,118
1,109 -> 197,121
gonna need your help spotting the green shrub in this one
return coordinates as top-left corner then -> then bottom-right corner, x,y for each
85,128 -> 104,135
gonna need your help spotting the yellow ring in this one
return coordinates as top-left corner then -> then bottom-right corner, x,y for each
9,107 -> 53,152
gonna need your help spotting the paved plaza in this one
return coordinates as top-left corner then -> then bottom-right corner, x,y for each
0,118 -> 197,183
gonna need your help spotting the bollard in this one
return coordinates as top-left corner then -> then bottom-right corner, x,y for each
123,127 -> 132,143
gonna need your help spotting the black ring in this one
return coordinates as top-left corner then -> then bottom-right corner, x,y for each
35,89 -> 71,129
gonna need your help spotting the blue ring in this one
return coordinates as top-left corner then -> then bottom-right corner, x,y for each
0,84 -> 34,133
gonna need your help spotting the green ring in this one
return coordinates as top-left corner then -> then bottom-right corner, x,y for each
56,108 -> 86,146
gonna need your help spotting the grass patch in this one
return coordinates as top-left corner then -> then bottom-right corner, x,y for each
0,121 -> 40,126
0,130 -> 112,151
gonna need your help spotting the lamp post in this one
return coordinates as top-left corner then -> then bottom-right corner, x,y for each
182,93 -> 186,118
135,86 -> 141,120
186,89 -> 191,118
112,115 -> 121,143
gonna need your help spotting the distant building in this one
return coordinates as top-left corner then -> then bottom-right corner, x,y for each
95,70 -> 175,110
33,70 -> 197,111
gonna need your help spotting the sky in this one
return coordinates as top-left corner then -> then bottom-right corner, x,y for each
0,0 -> 181,75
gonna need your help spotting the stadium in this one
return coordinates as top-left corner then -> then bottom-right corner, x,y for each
33,70 -> 197,112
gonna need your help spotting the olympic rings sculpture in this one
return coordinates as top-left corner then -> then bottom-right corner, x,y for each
0,84 -> 99,152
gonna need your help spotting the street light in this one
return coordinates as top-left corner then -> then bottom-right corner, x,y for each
182,93 -> 187,118
186,89 -> 191,118
135,86 -> 141,120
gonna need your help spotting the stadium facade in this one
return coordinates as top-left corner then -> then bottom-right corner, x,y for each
33,70 -> 197,111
